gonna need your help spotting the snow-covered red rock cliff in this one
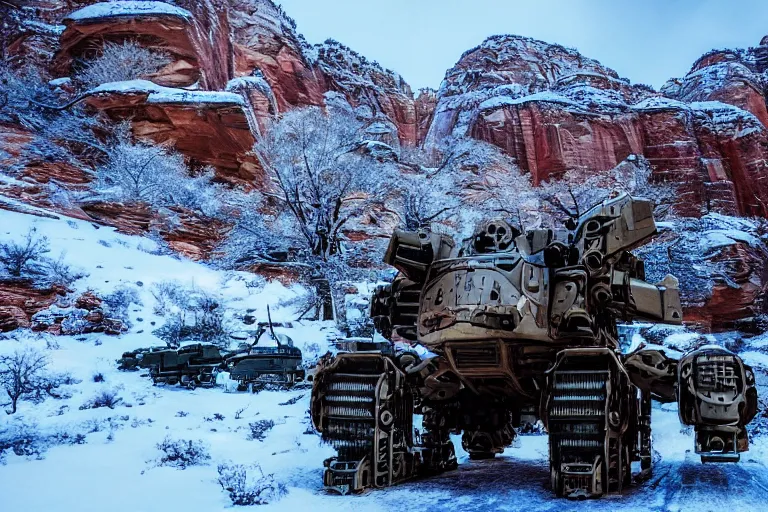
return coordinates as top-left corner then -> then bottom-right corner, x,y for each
4,0 -> 768,330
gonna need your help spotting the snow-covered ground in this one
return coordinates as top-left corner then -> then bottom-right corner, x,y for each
1,207 -> 767,511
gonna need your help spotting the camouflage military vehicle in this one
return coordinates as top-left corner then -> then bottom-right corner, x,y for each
149,342 -> 227,389
117,346 -> 167,371
310,193 -> 758,498
225,321 -> 304,390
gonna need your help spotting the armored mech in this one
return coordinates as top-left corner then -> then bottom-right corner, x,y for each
310,193 -> 758,498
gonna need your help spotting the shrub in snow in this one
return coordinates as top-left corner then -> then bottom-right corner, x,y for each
56,307 -> 90,334
95,136 -> 221,216
0,64 -> 111,172
40,253 -> 88,288
0,420 -> 93,463
151,280 -> 188,316
247,419 -> 275,441
0,419 -> 46,462
50,431 -> 87,447
101,285 -> 142,323
75,40 -> 171,88
79,389 -> 123,410
0,347 -> 70,414
0,64 -> 54,130
151,316 -> 185,347
151,282 -> 227,346
217,462 -> 287,506
154,437 -> 211,469
0,229 -> 86,288
0,228 -> 50,278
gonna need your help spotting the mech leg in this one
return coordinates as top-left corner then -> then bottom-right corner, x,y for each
637,389 -> 653,476
311,353 -> 417,493
678,346 -> 758,462
460,405 -> 516,460
545,348 -> 638,498
626,345 -> 758,463
418,405 -> 458,473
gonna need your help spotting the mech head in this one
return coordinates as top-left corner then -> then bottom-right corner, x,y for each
465,218 -> 521,255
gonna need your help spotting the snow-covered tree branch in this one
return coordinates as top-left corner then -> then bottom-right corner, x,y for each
252,106 -> 396,260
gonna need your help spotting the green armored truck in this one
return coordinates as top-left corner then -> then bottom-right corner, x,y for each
225,321 -> 304,390
150,342 -> 227,389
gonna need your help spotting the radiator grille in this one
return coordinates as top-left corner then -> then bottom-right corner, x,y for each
451,345 -> 500,370
696,356 -> 740,392
550,373 -> 607,418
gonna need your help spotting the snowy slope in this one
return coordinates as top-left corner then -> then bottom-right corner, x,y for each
0,207 -> 338,511
1,207 -> 768,512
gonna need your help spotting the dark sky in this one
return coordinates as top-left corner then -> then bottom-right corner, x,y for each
277,0 -> 768,91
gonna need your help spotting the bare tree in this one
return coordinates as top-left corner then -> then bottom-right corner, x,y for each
399,137 -> 532,236
215,192 -> 301,269
0,228 -> 50,278
392,170 -> 460,231
75,40 -> 171,88
0,347 -> 66,414
252,106 -> 395,260
537,156 -> 675,227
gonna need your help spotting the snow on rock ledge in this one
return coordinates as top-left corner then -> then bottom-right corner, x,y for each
56,0 -> 231,90
91,80 -> 246,106
64,1 -> 192,22
84,81 -> 264,189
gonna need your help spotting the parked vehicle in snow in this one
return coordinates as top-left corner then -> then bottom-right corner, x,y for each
149,342 -> 227,389
116,346 -> 167,371
225,320 -> 304,390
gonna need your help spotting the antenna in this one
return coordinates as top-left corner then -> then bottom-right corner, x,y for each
516,208 -> 526,236
567,187 -> 580,220
267,305 -> 280,347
